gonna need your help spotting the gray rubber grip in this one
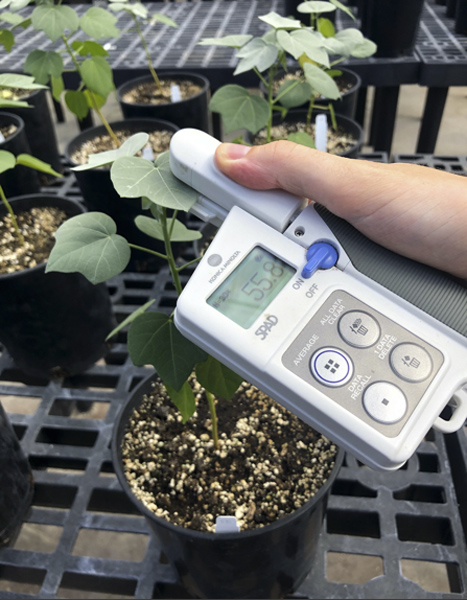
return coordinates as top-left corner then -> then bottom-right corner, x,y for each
315,205 -> 467,339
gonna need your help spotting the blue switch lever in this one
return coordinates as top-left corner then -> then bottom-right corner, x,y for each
301,242 -> 338,279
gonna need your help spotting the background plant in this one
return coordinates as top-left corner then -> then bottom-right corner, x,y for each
0,73 -> 62,244
106,0 -> 177,94
200,1 -> 376,145
17,0 -> 121,146
46,136 -> 242,447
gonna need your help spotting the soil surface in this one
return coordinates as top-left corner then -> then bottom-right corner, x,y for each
254,120 -> 358,155
71,129 -> 173,166
121,377 -> 338,533
121,79 -> 202,106
0,207 -> 67,274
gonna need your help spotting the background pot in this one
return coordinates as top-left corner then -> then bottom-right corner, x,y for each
0,194 -> 115,379
253,109 -> 364,159
65,118 -> 180,272
117,71 -> 211,133
5,87 -> 62,184
360,0 -> 425,58
0,402 -> 33,547
0,112 -> 40,197
112,373 -> 344,599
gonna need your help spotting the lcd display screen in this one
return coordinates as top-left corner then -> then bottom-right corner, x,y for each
207,246 -> 295,328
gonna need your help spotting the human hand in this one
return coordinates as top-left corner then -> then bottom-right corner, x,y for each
214,141 -> 467,280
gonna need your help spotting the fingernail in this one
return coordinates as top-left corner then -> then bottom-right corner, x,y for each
221,143 -> 251,160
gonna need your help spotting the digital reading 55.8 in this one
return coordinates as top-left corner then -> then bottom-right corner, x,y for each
207,246 -> 295,328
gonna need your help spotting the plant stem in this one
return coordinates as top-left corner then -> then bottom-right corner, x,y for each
177,256 -> 202,273
128,243 -> 167,260
205,390 -> 219,449
160,208 -> 183,296
134,15 -> 162,93
62,34 -> 120,148
0,185 -> 24,245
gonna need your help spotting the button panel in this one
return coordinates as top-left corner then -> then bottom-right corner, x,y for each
282,290 -> 444,438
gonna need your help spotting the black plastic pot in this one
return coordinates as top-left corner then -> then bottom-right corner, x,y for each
262,67 -> 362,120
447,0 -> 458,18
65,118 -> 180,272
252,109 -> 364,159
455,0 -> 467,33
5,87 -> 62,183
0,112 -> 40,197
360,0 -> 425,57
112,373 -> 344,599
0,194 -> 115,379
117,72 -> 211,133
0,402 -> 33,547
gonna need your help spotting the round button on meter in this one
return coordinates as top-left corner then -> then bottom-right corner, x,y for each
310,347 -> 354,387
338,310 -> 380,348
363,381 -> 407,424
390,343 -> 433,382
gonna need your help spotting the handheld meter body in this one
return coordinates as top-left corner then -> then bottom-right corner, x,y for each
170,129 -> 467,471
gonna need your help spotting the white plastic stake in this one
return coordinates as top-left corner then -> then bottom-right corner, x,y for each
315,113 -> 328,152
170,84 -> 182,103
142,145 -> 154,161
0,132 -> 5,143
215,516 -> 240,533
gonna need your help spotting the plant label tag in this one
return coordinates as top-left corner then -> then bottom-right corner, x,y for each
170,128 -> 467,471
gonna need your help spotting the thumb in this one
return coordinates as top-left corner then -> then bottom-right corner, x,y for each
214,140 -> 391,222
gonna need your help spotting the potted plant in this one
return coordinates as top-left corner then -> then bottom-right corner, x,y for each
0,83 -> 115,378
45,137 -> 343,598
199,3 -> 376,155
22,0 -> 181,269
111,0 -> 211,132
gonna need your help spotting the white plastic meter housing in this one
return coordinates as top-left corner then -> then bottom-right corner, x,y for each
170,129 -> 467,471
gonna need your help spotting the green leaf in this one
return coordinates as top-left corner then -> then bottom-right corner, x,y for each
81,56 -> 115,99
0,150 -> 15,174
73,132 -> 149,171
24,50 -> 63,85
329,0 -> 356,20
105,299 -> 155,341
209,85 -> 270,135
31,4 -> 79,42
83,89 -> 107,111
317,17 -> 335,38
350,38 -> 377,59
297,1 -> 336,14
0,73 -> 47,90
72,40 -> 109,57
79,7 -> 120,40
195,355 -> 243,400
287,131 -> 316,148
135,215 -> 201,242
46,212 -> 131,284
128,313 -> 208,390
151,12 -> 178,28
277,79 -> 312,109
258,12 -> 302,30
0,29 -> 14,52
0,98 -> 29,108
64,89 -> 89,120
165,380 -> 196,423
198,34 -> 252,48
234,38 -> 278,75
9,0 -> 29,10
16,154 -> 62,177
0,12 -> 30,28
278,29 -> 329,66
303,62 -> 340,100
110,153 -> 199,211
51,75 -> 64,102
